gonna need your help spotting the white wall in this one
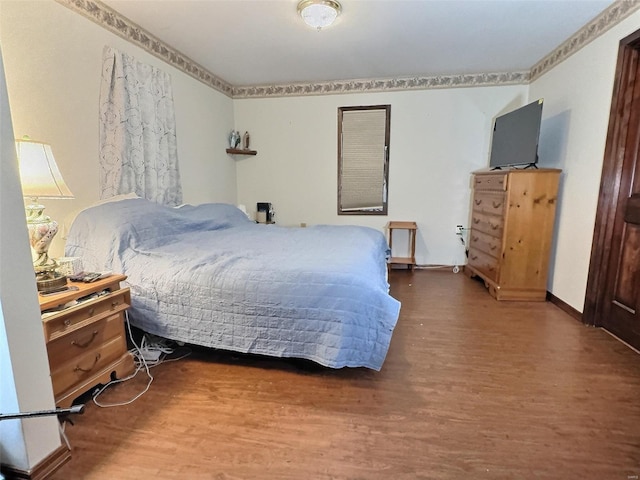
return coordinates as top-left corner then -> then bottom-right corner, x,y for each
529,9 -> 640,311
234,86 -> 528,267
0,0 -> 237,258
0,46 -> 61,472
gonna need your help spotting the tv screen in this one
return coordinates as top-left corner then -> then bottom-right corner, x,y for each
489,99 -> 543,169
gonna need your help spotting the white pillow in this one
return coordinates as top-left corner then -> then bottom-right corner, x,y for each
62,193 -> 141,240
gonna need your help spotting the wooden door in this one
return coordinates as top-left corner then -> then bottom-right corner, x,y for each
584,29 -> 640,349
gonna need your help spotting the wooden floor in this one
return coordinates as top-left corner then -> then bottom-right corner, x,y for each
47,270 -> 640,480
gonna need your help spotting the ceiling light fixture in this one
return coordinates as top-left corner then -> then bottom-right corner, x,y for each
297,0 -> 341,31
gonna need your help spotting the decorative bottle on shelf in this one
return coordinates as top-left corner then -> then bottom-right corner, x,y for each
243,131 -> 250,150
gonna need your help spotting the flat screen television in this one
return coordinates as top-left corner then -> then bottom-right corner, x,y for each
489,99 -> 543,169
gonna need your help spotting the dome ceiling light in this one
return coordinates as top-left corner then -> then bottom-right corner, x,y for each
297,0 -> 342,31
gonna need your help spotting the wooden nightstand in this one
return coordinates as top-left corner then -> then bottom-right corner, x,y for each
39,274 -> 135,407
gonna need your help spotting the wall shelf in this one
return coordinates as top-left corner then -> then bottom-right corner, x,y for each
226,148 -> 257,156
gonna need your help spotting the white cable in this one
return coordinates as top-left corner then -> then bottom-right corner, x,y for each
92,312 -> 191,408
92,312 -> 153,408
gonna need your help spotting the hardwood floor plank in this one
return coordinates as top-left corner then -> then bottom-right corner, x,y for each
47,271 -> 640,480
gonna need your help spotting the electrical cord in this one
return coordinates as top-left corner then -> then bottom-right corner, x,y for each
92,312 -> 191,408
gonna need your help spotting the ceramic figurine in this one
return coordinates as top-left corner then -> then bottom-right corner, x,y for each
228,130 -> 240,149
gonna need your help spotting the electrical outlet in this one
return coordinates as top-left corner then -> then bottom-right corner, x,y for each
455,225 -> 464,235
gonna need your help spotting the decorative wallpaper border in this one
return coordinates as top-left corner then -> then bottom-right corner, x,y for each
55,0 -> 234,97
58,0 -> 639,99
231,71 -> 530,99
529,0 -> 640,81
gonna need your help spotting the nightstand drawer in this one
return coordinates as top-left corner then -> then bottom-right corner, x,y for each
50,336 -> 127,397
44,289 -> 130,342
47,313 -> 124,368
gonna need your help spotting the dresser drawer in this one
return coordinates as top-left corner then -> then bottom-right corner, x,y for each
43,288 -> 130,342
470,229 -> 502,258
471,211 -> 504,238
47,313 -> 124,368
50,336 -> 127,397
473,173 -> 507,191
468,248 -> 500,282
472,191 -> 506,216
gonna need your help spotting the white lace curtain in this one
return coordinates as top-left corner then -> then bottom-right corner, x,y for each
99,46 -> 182,205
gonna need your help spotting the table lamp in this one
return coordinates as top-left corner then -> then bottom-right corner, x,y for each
16,138 -> 74,293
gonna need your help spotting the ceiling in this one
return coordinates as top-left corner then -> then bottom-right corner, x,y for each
100,0 -> 615,88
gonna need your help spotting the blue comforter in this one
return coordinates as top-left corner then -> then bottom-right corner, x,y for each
65,199 -> 401,370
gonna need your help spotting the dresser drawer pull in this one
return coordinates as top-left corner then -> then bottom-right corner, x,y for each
470,254 -> 478,260
111,300 -> 120,309
72,330 -> 99,348
475,199 -> 482,205
87,308 -> 95,317
472,236 -> 479,242
64,319 -> 71,326
473,218 -> 480,224
490,223 -> 499,230
492,201 -> 502,208
74,353 -> 101,373
490,245 -> 497,251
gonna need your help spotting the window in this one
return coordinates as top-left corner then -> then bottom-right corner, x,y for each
338,105 -> 390,215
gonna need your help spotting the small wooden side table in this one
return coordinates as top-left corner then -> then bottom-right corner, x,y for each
387,221 -> 418,271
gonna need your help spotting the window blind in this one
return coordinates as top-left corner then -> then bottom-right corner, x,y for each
340,109 -> 387,210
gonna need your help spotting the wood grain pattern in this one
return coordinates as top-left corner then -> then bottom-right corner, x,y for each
40,276 -> 135,408
48,271 -> 640,480
466,169 -> 561,301
585,29 -> 640,349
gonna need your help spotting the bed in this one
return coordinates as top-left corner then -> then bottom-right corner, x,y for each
65,198 -> 401,370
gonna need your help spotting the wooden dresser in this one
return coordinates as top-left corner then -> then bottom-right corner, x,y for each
465,168 -> 561,301
39,274 -> 135,407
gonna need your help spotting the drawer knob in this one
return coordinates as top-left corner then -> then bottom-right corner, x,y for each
490,223 -> 499,230
475,199 -> 482,205
492,201 -> 502,208
470,254 -> 478,260
74,353 -> 101,373
473,218 -> 480,224
72,330 -> 99,348
88,308 -> 95,317
111,301 -> 120,309
64,319 -> 71,327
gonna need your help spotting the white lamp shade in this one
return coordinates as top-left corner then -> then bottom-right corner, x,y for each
16,139 -> 73,199
298,0 -> 341,30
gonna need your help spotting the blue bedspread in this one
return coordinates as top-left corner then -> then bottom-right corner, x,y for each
65,199 -> 401,370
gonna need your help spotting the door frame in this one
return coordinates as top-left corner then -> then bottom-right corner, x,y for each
583,29 -> 640,326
